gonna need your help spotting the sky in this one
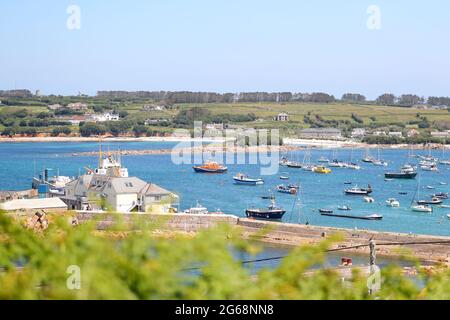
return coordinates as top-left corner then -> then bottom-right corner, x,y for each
0,0 -> 449,99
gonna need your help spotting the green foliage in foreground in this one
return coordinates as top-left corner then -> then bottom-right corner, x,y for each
0,212 -> 449,300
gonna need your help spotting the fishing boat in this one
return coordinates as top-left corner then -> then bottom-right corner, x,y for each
386,198 -> 400,207
245,199 -> 286,220
319,208 -> 333,213
344,184 -> 373,195
312,165 -> 331,174
193,161 -> 228,173
233,173 -> 264,185
276,184 -> 297,194
384,167 -> 417,179
411,205 -> 433,213
337,205 -> 351,211
320,212 -> 382,220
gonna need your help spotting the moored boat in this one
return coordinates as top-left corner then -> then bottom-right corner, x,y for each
337,205 -> 351,211
320,212 -> 382,220
385,168 -> 417,179
276,184 -> 297,194
319,208 -> 333,213
312,165 -> 332,174
416,197 -> 443,205
233,173 -> 264,185
386,198 -> 400,207
193,161 -> 228,173
245,199 -> 286,220
345,184 -> 372,195
411,205 -> 433,213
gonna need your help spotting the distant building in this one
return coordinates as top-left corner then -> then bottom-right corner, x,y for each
274,113 -> 289,122
351,128 -> 366,138
372,131 -> 386,136
431,130 -> 450,138
91,112 -> 120,122
67,115 -> 90,125
407,129 -> 419,137
388,131 -> 403,137
205,123 -> 224,130
67,102 -> 88,111
144,119 -> 166,125
298,128 -> 342,140
48,104 -> 63,111
143,104 -> 166,111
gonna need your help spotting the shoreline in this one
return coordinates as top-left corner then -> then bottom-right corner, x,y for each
0,136 -> 448,150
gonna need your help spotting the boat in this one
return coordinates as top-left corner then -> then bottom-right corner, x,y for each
426,185 -> 435,190
398,192 -> 408,195
245,199 -> 286,220
384,167 -> 417,179
319,208 -> 333,213
312,165 -> 331,174
184,202 -> 209,215
345,184 -> 373,195
386,198 -> 400,207
439,204 -> 450,209
432,192 -> 447,198
279,175 -> 290,180
193,161 -> 228,173
372,148 -> 387,166
317,156 -> 329,163
344,181 -> 353,185
439,182 -> 448,185
287,184 -> 300,190
447,214 -> 450,219
302,164 -> 315,171
276,184 -> 298,195
345,162 -> 361,170
421,164 -> 438,172
320,212 -> 382,220
286,161 -> 303,168
384,178 -> 393,182
337,205 -> 351,211
416,197 -> 443,205
362,148 -> 375,163
233,173 -> 264,185
329,160 -> 346,168
411,205 -> 433,213
279,156 -> 289,166
364,196 -> 375,203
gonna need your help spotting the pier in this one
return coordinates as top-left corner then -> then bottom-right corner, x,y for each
74,212 -> 450,263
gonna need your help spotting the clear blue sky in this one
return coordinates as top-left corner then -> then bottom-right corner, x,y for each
1,0 -> 449,98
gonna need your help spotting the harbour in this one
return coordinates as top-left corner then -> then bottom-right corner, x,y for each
0,141 -> 449,238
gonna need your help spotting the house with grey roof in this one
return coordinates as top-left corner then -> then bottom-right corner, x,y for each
298,128 -> 342,140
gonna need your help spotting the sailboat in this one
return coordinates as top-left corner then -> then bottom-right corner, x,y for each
302,148 -> 314,171
410,176 -> 433,213
372,148 -> 387,166
439,144 -> 450,165
362,148 -> 375,163
344,148 -> 360,170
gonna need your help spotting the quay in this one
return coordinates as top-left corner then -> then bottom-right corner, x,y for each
74,212 -> 450,263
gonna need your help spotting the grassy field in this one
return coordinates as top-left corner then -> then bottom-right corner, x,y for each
172,102 -> 450,127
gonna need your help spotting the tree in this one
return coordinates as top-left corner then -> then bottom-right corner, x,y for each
342,93 -> 366,103
398,94 -> 424,107
79,122 -> 107,137
376,94 -> 396,105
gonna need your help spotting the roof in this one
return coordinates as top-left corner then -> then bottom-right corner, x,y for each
0,197 -> 67,211
110,176 -> 148,194
300,128 -> 341,133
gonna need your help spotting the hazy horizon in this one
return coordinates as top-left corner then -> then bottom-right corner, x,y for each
1,0 -> 449,99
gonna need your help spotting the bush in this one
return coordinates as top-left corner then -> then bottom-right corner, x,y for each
51,126 -> 72,137
79,122 -> 107,137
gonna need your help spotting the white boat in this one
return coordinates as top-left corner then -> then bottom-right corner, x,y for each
439,204 -> 450,209
386,198 -> 400,207
426,185 -> 434,190
364,196 -> 375,203
447,214 -> 450,219
233,173 -> 264,185
411,205 -> 432,213
344,163 -> 361,170
439,182 -> 448,185
317,156 -> 329,163
421,164 -> 438,172
440,160 -> 450,165
184,202 -> 209,215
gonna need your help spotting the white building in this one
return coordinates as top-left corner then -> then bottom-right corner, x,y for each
299,128 -> 342,140
91,112 -> 120,122
351,128 -> 366,138
431,130 -> 450,138
67,102 -> 88,111
48,104 -> 63,111
61,153 -> 177,213
388,131 -> 403,137
274,113 -> 289,122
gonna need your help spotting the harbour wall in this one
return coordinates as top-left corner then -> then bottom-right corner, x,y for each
75,212 -> 450,263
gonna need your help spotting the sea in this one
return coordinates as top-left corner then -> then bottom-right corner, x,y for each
0,141 -> 449,237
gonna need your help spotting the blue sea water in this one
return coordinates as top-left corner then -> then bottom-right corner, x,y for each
0,141 -> 449,237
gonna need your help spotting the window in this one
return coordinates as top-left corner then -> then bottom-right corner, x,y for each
125,182 -> 133,187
